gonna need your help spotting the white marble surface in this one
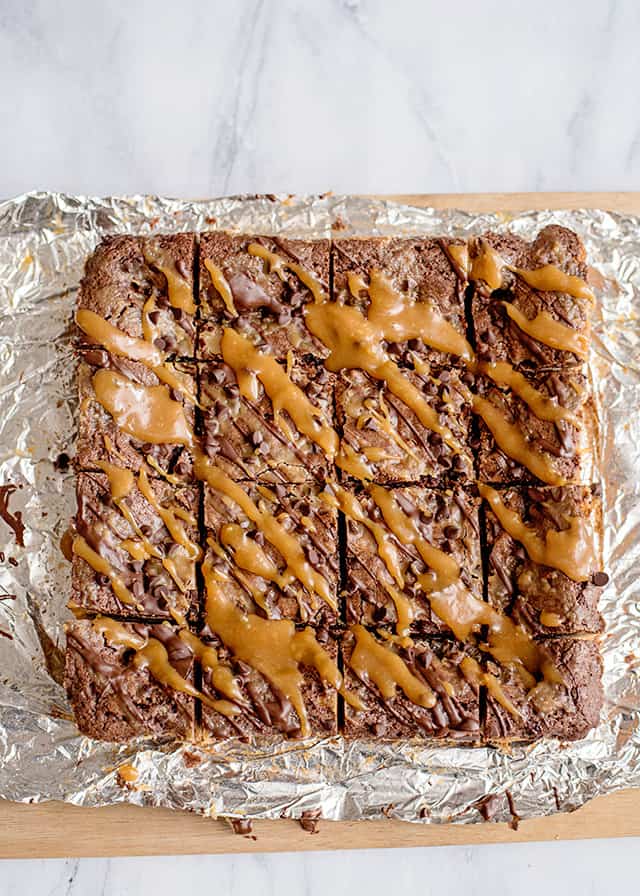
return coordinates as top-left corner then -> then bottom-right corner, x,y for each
1,0 -> 640,892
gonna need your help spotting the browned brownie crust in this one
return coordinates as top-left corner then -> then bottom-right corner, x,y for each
484,637 -> 603,742
204,481 -> 339,626
198,232 -> 330,360
64,619 -> 196,741
76,351 -> 195,477
344,486 -> 481,635
336,365 -> 474,484
332,236 -> 468,364
342,631 -> 481,740
470,225 -> 591,369
78,234 -> 196,357
485,486 -> 605,636
476,366 -> 598,485
200,630 -> 338,740
200,359 -> 335,483
72,473 -> 199,620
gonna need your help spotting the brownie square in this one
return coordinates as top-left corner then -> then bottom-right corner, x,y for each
336,363 -> 474,484
475,365 -> 598,485
199,626 -> 339,740
343,484 -> 482,636
72,472 -> 199,620
198,232 -> 330,360
76,351 -> 196,478
484,637 -> 603,742
64,618 -> 196,742
203,481 -> 338,626
78,234 -> 196,357
199,356 -> 335,484
332,236 -> 470,365
341,627 -> 481,740
470,226 -> 592,370
483,485 -> 605,636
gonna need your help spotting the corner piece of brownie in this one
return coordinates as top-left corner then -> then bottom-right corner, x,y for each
78,234 -> 196,357
341,627 -> 481,740
484,637 -> 603,742
469,225 -> 593,370
482,484 -> 605,636
64,618 -> 196,742
72,472 -> 199,621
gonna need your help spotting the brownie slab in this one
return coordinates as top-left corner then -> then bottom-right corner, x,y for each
343,484 -> 482,636
336,364 -> 474,484
64,618 -> 196,742
470,225 -> 592,370
342,627 -> 481,740
72,472 -> 199,620
484,637 -> 603,741
204,481 -> 338,626
76,351 -> 195,477
199,356 -> 335,483
198,232 -> 330,360
483,485 -> 605,635
475,364 -> 598,485
332,236 -> 470,365
199,626 -> 339,740
78,234 -> 196,357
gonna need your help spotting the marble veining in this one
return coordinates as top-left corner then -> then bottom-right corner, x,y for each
0,0 -> 639,891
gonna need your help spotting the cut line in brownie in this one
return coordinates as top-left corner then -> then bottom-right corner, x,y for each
342,484 -> 482,636
341,627 -> 481,740
332,236 -> 470,366
475,364 -> 598,485
483,485 -> 605,636
64,618 -> 196,742
469,226 -> 593,370
198,232 -> 330,360
203,480 -> 339,626
199,625 -> 339,740
71,472 -> 199,621
336,363 -> 474,484
484,637 -> 603,742
199,355 -> 335,484
76,351 -> 196,478
78,234 -> 196,358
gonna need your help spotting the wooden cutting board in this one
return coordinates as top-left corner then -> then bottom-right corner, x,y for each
2,191 -> 638,858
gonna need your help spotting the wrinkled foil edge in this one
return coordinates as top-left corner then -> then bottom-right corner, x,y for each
0,192 -> 639,826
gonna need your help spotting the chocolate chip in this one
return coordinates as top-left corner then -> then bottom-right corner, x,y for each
592,571 -> 609,587
175,258 -> 189,279
443,525 -> 459,539
251,431 -> 264,446
54,452 -> 71,473
154,337 -> 167,351
149,310 -> 161,324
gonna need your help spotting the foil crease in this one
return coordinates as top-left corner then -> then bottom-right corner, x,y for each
0,191 -> 638,827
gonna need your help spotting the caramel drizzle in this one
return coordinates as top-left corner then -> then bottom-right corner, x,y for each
76,309 -> 198,406
305,300 -> 461,452
202,557 -> 343,736
247,243 -> 326,303
478,484 -> 595,582
472,395 -> 567,486
72,536 -> 135,605
348,625 -> 436,707
471,244 -> 594,302
144,246 -> 195,314
92,370 -> 194,446
478,361 -> 576,423
444,243 -> 470,278
321,485 -> 414,637
204,259 -> 238,317
92,617 -> 236,716
198,461 -> 336,612
502,302 -> 589,357
220,328 -> 339,460
359,269 -> 474,362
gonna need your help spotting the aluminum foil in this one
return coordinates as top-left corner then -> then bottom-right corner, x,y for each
0,191 -> 639,827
